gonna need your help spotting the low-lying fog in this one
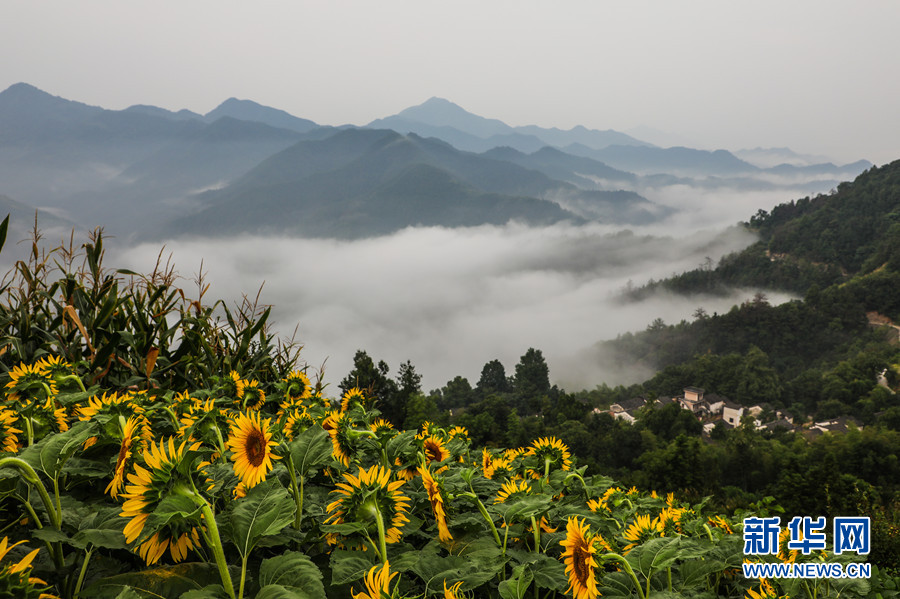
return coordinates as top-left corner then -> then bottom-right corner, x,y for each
114,218 -> 789,393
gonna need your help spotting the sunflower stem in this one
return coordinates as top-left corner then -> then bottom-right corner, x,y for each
667,566 -> 672,592
530,516 -> 541,553
602,553 -> 646,599
563,471 -> 589,501
543,457 -> 551,480
61,374 -> 87,393
74,547 -> 93,598
183,491 -> 236,599
286,454 -> 303,530
239,553 -> 249,599
24,415 -> 34,446
462,491 -> 502,549
367,501 -> 389,564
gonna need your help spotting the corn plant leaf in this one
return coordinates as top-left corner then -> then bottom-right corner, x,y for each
288,425 -> 332,475
498,563 -> 533,599
258,551 -> 325,598
224,478 -> 296,559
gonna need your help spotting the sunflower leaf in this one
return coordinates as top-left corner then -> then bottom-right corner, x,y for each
17,421 -> 96,479
498,563 -> 533,599
80,563 -> 228,598
259,551 -> 325,599
635,536 -> 681,579
132,494 -> 202,548
329,549 -> 379,585
224,478 -> 296,559
528,554 -> 567,591
288,425 -> 332,476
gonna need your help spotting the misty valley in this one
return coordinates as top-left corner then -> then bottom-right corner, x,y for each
2,82 -> 899,596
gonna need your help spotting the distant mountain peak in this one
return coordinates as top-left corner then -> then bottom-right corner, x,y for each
204,97 -> 317,133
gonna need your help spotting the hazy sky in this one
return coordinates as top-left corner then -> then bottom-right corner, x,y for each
3,1 -> 899,164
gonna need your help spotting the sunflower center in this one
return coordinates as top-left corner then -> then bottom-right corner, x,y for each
245,430 -> 266,466
573,543 -> 592,585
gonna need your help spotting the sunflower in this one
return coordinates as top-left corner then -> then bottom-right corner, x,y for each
494,479 -> 530,504
419,465 -> 452,542
422,435 -> 450,464
325,465 -> 411,548
525,437 -> 572,478
340,387 -> 366,412
323,410 -> 355,467
708,515 -> 733,535
120,437 -> 204,564
0,408 -> 22,453
32,398 -> 69,434
447,426 -> 469,442
370,418 -> 395,437
0,537 -> 54,597
746,578 -> 779,599
240,379 -> 265,410
443,580 -> 464,598
352,561 -> 399,599
776,527 -> 797,564
78,391 -> 138,420
559,517 -> 601,599
284,408 -> 316,441
484,456 -> 512,480
222,370 -> 245,400
282,370 -> 313,402
3,362 -> 57,408
622,513 -> 659,553
106,416 -> 150,499
226,411 -> 280,489
658,507 -> 687,536
35,355 -> 78,391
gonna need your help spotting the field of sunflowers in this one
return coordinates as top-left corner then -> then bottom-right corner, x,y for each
0,218 -> 893,598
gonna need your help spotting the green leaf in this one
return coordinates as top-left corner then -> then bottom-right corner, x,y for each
112,589 -> 144,599
133,494 -> 202,547
635,536 -> 681,579
329,549 -> 379,585
255,586 -> 308,599
288,426 -> 332,475
225,479 -> 296,559
259,551 -> 325,599
18,421 -> 96,478
494,495 -> 554,522
498,563 -> 533,599
80,563 -> 227,599
528,554 -> 567,591
676,559 -> 724,590
181,585 -> 230,599
72,509 -> 129,550
385,429 -> 416,461
32,527 -> 70,543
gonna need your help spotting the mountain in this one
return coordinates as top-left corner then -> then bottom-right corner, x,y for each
482,146 -> 637,188
154,128 -> 663,239
562,144 -> 759,177
204,97 -> 318,133
368,97 -> 650,153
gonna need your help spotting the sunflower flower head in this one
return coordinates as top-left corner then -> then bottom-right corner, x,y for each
443,580 -> 465,599
623,513 -> 660,553
119,437 -> 204,564
418,464 -> 452,542
284,408 -> 316,441
0,408 -> 23,453
325,465 -> 411,548
421,435 -> 450,465
227,411 -> 281,489
559,517 -> 602,599
494,478 -> 530,504
0,537 -> 54,598
323,410 -> 356,468
340,387 -> 367,412
658,507 -> 688,536
776,527 -> 798,563
282,370 -> 313,402
4,362 -> 58,407
352,561 -> 399,599
106,415 -> 151,499
746,578 -> 780,599
484,456 -> 513,480
525,437 -> 572,478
